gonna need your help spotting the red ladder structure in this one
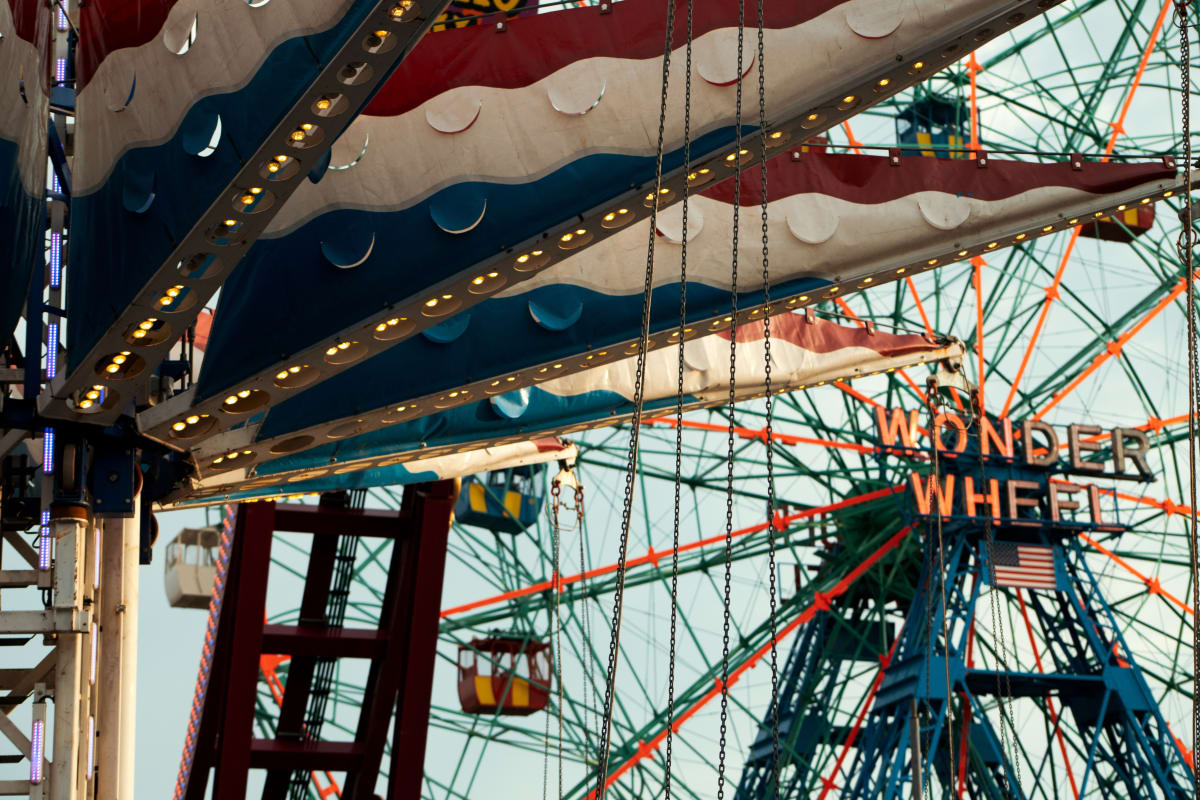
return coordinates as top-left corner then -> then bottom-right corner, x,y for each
179,481 -> 455,799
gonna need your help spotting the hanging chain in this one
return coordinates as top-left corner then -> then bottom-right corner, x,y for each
1173,0 -> 1200,775
717,1 -> 746,798
753,0 -> 780,793
664,0 -> 694,794
592,0 -> 676,792
574,482 -> 596,777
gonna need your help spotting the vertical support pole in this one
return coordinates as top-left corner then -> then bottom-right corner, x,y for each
31,685 -> 49,800
50,507 -> 85,800
386,481 -> 455,800
909,699 -> 923,800
74,522 -> 96,795
212,502 -> 276,799
95,517 -> 124,800
118,497 -> 140,799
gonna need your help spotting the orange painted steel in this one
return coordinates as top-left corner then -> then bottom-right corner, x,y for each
1001,0 -> 1173,417
441,485 -> 902,619
906,276 -> 935,336
643,416 -> 875,453
592,524 -> 915,799
1078,531 -> 1194,618
1033,273 -> 1198,420
974,262 -> 985,411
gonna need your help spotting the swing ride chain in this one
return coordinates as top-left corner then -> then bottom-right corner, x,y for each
922,386 -> 953,800
717,0 -> 746,797
664,0 -> 694,793
1173,0 -> 1200,777
754,0 -> 781,791
593,0 -> 676,791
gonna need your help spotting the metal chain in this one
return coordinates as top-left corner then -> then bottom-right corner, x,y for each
552,488 -> 565,799
574,484 -> 596,777
753,0 -> 780,793
664,0 -> 694,794
718,0 -> 746,797
592,0 -> 677,792
1173,0 -> 1200,775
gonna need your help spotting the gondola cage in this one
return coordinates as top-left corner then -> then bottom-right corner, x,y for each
895,95 -> 969,159
457,637 -> 552,716
163,526 -> 220,608
1078,203 -> 1155,243
454,464 -> 545,533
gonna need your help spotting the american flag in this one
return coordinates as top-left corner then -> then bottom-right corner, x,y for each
989,542 -> 1058,590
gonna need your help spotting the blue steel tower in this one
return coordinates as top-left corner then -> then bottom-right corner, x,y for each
737,409 -> 1196,799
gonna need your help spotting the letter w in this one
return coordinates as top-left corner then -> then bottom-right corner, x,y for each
909,472 -> 956,516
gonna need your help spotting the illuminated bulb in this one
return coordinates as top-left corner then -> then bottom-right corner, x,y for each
1140,197 -> 1151,204
225,395 -> 238,405
487,271 -> 498,278
798,295 -> 809,302
1068,218 -> 1079,224
442,294 -> 452,300
425,298 -> 438,307
276,370 -> 290,380
575,228 -> 587,235
560,233 -> 574,242
139,320 -> 155,329
532,249 -> 543,256
240,195 -> 255,205
770,131 -> 783,138
1165,190 -> 1175,197
213,457 -> 224,465
604,213 -> 615,221
957,250 -> 968,257
987,241 -> 998,248
1093,211 -> 1104,218
86,390 -> 99,400
1015,233 -> 1027,240
223,219 -> 238,228
842,95 -> 855,104
337,341 -> 351,350
112,355 -> 126,365
267,163 -> 280,173
897,268 -> 907,274
275,155 -> 288,163
172,422 -> 186,431
927,258 -> 938,265
301,123 -> 314,131
167,287 -> 181,297
227,451 -> 238,460
913,61 -> 924,69
325,346 -> 338,356
186,415 -> 200,424
877,77 -> 890,87
863,277 -> 873,283
806,113 -> 819,121
1117,204 -> 1127,211
374,29 -> 389,38
79,399 -> 93,409
237,389 -> 251,398
132,330 -> 146,339
317,98 -> 332,110
375,322 -> 387,331
517,254 -> 530,263
291,131 -> 306,141
687,172 -> 697,180
289,365 -> 301,373
1042,225 -> 1054,232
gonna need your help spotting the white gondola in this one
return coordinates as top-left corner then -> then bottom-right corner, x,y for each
163,527 -> 220,608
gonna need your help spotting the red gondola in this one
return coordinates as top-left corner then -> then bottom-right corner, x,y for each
457,637 -> 552,716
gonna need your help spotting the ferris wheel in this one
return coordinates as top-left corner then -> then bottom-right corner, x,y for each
238,0 -> 1200,797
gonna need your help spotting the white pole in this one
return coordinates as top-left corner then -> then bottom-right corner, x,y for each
50,507 -> 85,800
95,512 -> 133,800
117,497 -> 139,800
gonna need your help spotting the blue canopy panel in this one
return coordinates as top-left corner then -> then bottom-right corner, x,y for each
165,0 -> 1071,445
0,0 -> 50,345
168,315 -> 964,505
66,0 -> 383,369
48,0 -> 450,424
151,152 -> 1181,472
